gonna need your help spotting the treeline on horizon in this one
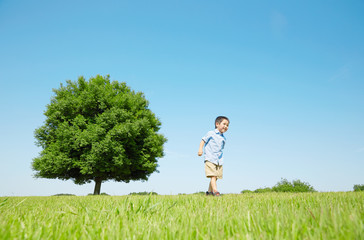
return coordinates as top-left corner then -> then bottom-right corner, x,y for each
241,178 -> 316,193
241,179 -> 364,194
49,180 -> 364,196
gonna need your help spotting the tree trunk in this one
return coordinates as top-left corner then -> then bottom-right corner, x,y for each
93,177 -> 102,195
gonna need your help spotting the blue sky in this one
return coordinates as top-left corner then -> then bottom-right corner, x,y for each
1,0 -> 363,196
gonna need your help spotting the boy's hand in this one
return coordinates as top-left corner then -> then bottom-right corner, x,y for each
198,151 -> 203,156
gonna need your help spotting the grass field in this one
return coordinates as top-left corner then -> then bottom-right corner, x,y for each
1,192 -> 363,239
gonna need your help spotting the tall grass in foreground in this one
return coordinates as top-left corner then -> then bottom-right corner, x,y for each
1,192 -> 363,239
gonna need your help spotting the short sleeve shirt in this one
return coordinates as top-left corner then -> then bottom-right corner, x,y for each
202,129 -> 226,165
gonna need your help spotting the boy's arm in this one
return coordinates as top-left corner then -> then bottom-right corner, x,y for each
198,140 -> 205,156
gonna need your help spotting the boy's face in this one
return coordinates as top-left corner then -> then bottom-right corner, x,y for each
216,119 -> 229,134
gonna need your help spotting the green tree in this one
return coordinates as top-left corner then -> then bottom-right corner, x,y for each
353,184 -> 364,192
32,75 -> 167,195
272,178 -> 316,192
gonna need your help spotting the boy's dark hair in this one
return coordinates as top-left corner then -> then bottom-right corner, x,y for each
215,116 -> 229,128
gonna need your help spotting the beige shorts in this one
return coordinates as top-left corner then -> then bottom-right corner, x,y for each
205,161 -> 223,179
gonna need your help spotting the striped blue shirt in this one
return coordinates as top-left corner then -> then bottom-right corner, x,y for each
202,129 -> 226,165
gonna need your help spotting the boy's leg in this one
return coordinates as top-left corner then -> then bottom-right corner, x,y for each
208,179 -> 217,192
208,182 -> 212,192
210,176 -> 218,193
205,161 -> 221,193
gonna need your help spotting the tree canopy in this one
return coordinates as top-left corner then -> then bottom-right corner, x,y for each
32,75 -> 167,194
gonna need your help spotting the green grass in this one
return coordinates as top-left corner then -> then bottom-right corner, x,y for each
1,192 -> 363,239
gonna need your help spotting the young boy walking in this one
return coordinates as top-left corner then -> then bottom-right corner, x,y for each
198,116 -> 229,196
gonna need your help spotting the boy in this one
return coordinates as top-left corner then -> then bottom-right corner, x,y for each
198,116 -> 229,196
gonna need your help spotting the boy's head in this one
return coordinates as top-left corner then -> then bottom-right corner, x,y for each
215,116 -> 229,133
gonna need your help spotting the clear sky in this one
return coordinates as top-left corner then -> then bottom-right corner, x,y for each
1,0 -> 363,196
